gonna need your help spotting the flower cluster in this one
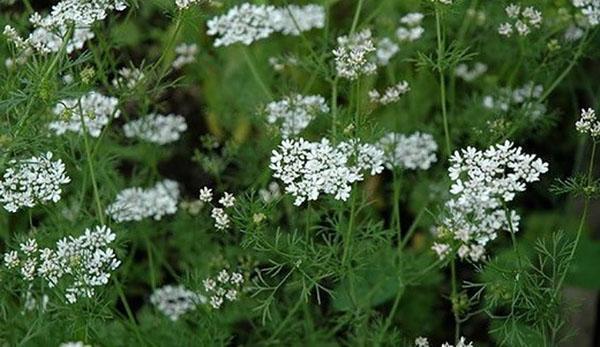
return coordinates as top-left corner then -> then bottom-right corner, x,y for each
270,138 -> 384,205
265,95 -> 329,137
207,3 -> 325,47
3,225 -> 121,304
573,0 -> 600,26
112,67 -> 145,89
377,132 -> 438,171
150,285 -> 205,321
172,43 -> 198,69
198,187 -> 236,230
0,152 -> 71,213
368,81 -> 410,105
433,141 -> 548,262
375,38 -> 399,66
106,180 -> 180,222
498,4 -> 542,37
268,55 -> 299,72
333,29 -> 377,80
49,91 -> 120,137
123,113 -> 188,145
203,269 -> 244,309
175,0 -> 207,10
575,108 -> 600,137
482,82 -> 546,119
396,13 -> 425,42
59,342 -> 91,347
454,63 -> 487,82
3,0 -> 127,56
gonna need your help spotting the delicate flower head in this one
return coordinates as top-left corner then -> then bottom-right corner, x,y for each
106,180 -> 180,222
265,95 -> 329,137
172,43 -> 198,69
396,13 -> 425,42
123,113 -> 188,145
377,132 -> 438,171
576,108 -> 600,137
0,152 -> 71,212
333,29 -> 377,80
150,285 -> 205,321
369,81 -> 410,105
572,0 -> 600,26
203,269 -> 245,309
49,91 -> 120,137
112,67 -> 145,89
375,37 -> 399,66
498,5 -> 542,37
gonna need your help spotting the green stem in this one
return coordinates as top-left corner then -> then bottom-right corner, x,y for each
78,103 -> 105,225
114,278 -> 147,346
435,6 -> 451,157
342,191 -> 358,267
331,78 -> 339,140
349,0 -> 365,35
379,285 -> 405,341
392,169 -> 402,255
242,48 -> 273,99
450,258 -> 460,343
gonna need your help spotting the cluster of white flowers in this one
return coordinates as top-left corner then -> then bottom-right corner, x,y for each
112,67 -> 145,89
172,43 -> 198,69
268,55 -> 299,72
415,336 -> 474,347
150,284 -> 205,321
3,225 -> 121,304
483,82 -> 546,119
59,342 -> 91,347
265,95 -> 329,137
498,4 -> 543,37
198,187 -> 236,230
454,63 -> 488,82
259,182 -> 282,203
0,152 -> 71,213
175,0 -> 206,10
575,108 -> 600,137
123,113 -> 188,145
368,81 -> 410,105
572,0 -> 600,26
433,141 -> 548,262
431,0 -> 453,4
106,180 -> 180,222
270,138 -> 384,205
333,29 -> 377,80
49,91 -> 120,137
396,13 -> 425,42
3,0 -> 126,56
376,38 -> 399,66
207,3 -> 325,47
203,269 -> 244,309
377,132 -> 438,171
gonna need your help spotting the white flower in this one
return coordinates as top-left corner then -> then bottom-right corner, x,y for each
375,37 -> 399,66
434,141 -> 548,262
150,285 -> 205,321
454,63 -> 487,82
59,342 -> 91,347
199,187 -> 213,202
211,207 -> 230,230
415,336 -> 430,347
259,182 -> 281,203
207,3 -> 325,47
123,113 -> 188,145
270,138 -> 383,205
49,91 -> 120,137
572,0 -> 600,26
482,82 -> 546,120
377,132 -> 438,171
0,152 -> 71,213
265,95 -> 329,137
219,192 -> 236,208
112,67 -> 145,89
4,225 -> 121,304
575,108 -> 600,137
396,13 -> 425,42
106,180 -> 180,222
172,43 -> 198,69
175,0 -> 205,10
203,269 -> 245,309
498,5 -> 542,37
369,81 -> 410,105
333,29 -> 377,80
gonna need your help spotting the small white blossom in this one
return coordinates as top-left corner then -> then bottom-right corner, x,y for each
377,132 -> 438,171
454,63 -> 487,82
368,81 -> 410,105
572,0 -> 600,26
199,187 -> 214,202
123,113 -> 188,145
0,152 -> 71,213
333,29 -> 377,80
49,91 -> 120,137
396,13 -> 425,42
265,95 -> 329,137
375,37 -> 399,66
219,192 -> 236,208
172,43 -> 198,69
575,108 -> 600,137
150,284 -> 205,321
259,182 -> 281,203
211,207 -> 230,230
203,269 -> 245,309
106,180 -> 180,222
112,67 -> 145,89
498,5 -> 542,37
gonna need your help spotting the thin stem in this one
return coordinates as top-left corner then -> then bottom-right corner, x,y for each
435,6 -> 452,157
392,169 -> 402,256
342,191 -> 358,267
114,278 -> 147,346
331,78 -> 339,139
400,207 -> 426,249
349,0 -> 365,35
379,285 -> 405,341
78,103 -> 105,225
450,258 -> 461,343
242,48 -> 273,99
